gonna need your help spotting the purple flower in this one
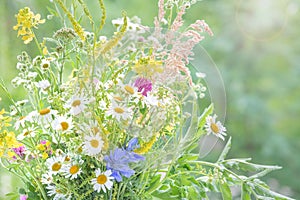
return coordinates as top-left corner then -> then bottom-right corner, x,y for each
134,77 -> 152,96
104,139 -> 145,182
13,146 -> 26,158
20,194 -> 27,200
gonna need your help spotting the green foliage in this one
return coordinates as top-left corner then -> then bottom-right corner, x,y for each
0,0 -> 299,199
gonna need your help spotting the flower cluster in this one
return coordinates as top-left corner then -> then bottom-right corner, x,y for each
13,7 -> 45,44
0,0 -> 292,200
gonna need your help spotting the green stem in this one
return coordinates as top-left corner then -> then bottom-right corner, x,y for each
187,160 -> 244,182
24,165 -> 48,200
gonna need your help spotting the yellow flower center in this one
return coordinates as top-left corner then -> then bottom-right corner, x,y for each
124,85 -> 134,94
60,122 -> 69,131
52,162 -> 62,171
20,116 -> 26,120
69,165 -> 79,175
64,156 -> 71,162
114,107 -> 124,114
72,100 -> 81,107
39,108 -> 50,115
210,123 -> 220,134
93,127 -> 100,134
42,63 -> 49,69
114,96 -> 123,102
56,189 -> 62,193
23,131 -> 30,136
90,139 -> 99,148
97,174 -> 107,184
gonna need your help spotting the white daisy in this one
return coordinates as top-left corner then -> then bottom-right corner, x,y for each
91,169 -> 114,193
35,80 -> 51,93
204,114 -> 227,140
14,116 -> 27,130
120,82 -> 138,96
66,95 -> 89,115
46,184 -> 71,200
29,108 -> 58,124
144,93 -> 159,106
40,59 -> 50,71
83,134 -> 104,156
51,116 -> 73,132
106,103 -> 132,121
41,173 -> 53,185
45,156 -> 65,175
61,158 -> 84,180
17,126 -> 37,140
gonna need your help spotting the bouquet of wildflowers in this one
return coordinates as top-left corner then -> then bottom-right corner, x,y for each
0,0 -> 294,199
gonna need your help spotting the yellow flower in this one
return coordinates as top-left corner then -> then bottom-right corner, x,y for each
7,151 -> 16,158
13,7 -> 45,44
55,0 -> 85,41
134,135 -> 157,154
0,131 -> 21,157
0,109 -> 12,131
37,144 -> 45,151
0,147 -> 4,157
42,152 -> 49,159
4,131 -> 20,148
133,57 -> 163,77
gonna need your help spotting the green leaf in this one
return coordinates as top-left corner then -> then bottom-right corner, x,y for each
219,181 -> 232,200
241,183 -> 251,200
222,158 -> 282,173
198,104 -> 214,129
146,174 -> 162,194
254,182 -> 295,200
250,168 -> 282,180
217,137 -> 232,162
18,188 -> 26,195
5,192 -> 18,197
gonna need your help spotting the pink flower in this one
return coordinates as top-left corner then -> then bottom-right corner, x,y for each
134,78 -> 152,96
12,146 -> 26,159
20,194 -> 27,200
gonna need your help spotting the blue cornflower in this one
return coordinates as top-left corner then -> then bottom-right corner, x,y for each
104,138 -> 145,182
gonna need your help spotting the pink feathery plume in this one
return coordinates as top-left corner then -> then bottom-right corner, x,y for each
154,0 -> 165,37
189,20 -> 214,36
171,6 -> 186,32
158,0 -> 165,22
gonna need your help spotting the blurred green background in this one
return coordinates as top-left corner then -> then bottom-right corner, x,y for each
1,0 -> 299,199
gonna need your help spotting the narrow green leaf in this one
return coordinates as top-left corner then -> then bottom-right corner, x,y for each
198,103 -> 214,129
241,183 -> 251,200
250,167 -> 282,180
254,183 -> 295,200
217,137 -> 232,162
222,158 -> 282,172
219,181 -> 232,200
146,174 -> 162,194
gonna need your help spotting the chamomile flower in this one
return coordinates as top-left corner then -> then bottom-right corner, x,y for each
91,169 -> 114,193
143,93 -> 159,106
29,108 -> 57,124
204,114 -> 227,140
41,173 -> 53,185
83,135 -> 104,156
106,103 -> 132,121
35,80 -> 50,93
61,158 -> 84,180
14,116 -> 27,130
46,184 -> 70,200
40,59 -> 50,71
119,82 -> 138,96
51,116 -> 73,132
66,95 -> 89,115
62,164 -> 82,180
45,156 -> 65,175
17,126 -> 37,140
